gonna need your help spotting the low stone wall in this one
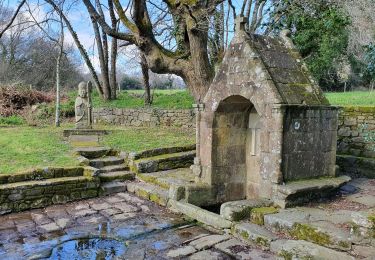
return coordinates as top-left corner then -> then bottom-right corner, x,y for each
338,106 -> 375,158
336,155 -> 375,179
93,108 -> 195,128
0,167 -> 100,214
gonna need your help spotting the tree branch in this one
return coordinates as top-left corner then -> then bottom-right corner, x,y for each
0,0 -> 26,38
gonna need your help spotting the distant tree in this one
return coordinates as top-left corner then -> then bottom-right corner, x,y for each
269,1 -> 350,90
0,10 -> 83,90
119,75 -> 142,90
364,44 -> 375,91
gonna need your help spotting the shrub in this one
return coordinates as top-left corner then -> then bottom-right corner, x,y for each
0,85 -> 53,116
0,115 -> 25,125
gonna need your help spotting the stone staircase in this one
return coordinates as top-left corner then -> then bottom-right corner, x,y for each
75,146 -> 135,195
128,145 -> 195,173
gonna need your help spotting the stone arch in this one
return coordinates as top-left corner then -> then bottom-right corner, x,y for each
210,95 -> 261,201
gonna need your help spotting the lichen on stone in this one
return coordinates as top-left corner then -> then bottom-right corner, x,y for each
290,223 -> 331,246
250,207 -> 279,225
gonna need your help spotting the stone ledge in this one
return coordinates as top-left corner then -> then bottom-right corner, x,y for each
274,175 -> 351,208
63,129 -> 108,137
337,155 -> 375,179
168,200 -> 232,229
0,167 -> 99,215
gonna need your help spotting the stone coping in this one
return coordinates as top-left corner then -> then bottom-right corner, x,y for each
0,166 -> 99,215
63,129 -> 109,137
128,144 -> 196,160
340,106 -> 375,113
0,167 -> 96,185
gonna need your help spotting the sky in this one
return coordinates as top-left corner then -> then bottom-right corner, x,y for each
4,0 -> 246,77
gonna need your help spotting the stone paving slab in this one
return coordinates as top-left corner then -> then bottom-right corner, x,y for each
0,192 -> 276,259
270,239 -> 355,260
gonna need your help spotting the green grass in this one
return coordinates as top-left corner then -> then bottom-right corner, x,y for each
100,126 -> 195,152
0,124 -> 194,174
92,89 -> 194,109
325,91 -> 375,106
0,126 -> 77,174
0,115 -> 25,126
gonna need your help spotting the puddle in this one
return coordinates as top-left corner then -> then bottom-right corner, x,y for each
48,237 -> 127,259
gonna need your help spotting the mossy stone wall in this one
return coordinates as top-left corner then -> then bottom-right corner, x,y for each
0,167 -> 100,215
93,108 -> 195,128
337,106 -> 375,159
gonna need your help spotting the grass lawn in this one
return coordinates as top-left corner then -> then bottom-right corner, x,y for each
325,91 -> 375,106
0,124 -> 194,174
0,126 -> 77,174
100,126 -> 195,152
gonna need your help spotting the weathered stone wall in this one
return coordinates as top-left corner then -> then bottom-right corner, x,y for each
0,167 -> 100,215
282,106 -> 338,182
93,108 -> 195,128
337,106 -> 375,159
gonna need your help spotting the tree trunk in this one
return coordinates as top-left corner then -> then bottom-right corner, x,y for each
91,18 -> 111,100
55,17 -> 64,127
184,17 -> 214,102
110,37 -> 118,99
140,53 -> 151,106
55,50 -> 62,127
108,0 -> 118,100
45,0 -> 103,98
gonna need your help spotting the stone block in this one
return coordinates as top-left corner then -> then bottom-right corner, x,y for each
233,222 -> 277,249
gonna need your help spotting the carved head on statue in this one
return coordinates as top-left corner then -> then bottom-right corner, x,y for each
78,82 -> 87,98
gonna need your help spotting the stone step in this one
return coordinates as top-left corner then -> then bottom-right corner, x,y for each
270,240 -> 355,260
130,150 -> 195,173
99,181 -> 127,196
99,171 -> 135,183
89,156 -> 125,168
220,199 -> 273,221
97,164 -> 130,174
168,200 -> 232,230
137,168 -> 195,189
128,144 -> 196,161
264,208 -> 357,251
232,223 -> 278,249
274,175 -> 351,208
126,181 -> 169,206
74,146 -> 111,159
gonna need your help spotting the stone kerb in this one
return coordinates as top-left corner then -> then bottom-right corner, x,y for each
92,107 -> 195,128
0,167 -> 100,215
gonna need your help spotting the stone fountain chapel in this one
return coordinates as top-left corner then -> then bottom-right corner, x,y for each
189,18 -> 349,208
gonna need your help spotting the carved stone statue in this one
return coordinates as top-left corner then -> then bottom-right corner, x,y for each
75,81 -> 92,129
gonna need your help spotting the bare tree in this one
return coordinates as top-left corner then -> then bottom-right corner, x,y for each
26,1 -> 67,126
82,0 -> 225,101
44,0 -> 104,98
0,0 -> 26,38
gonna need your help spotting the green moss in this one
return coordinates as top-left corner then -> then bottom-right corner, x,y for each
255,237 -> 269,247
290,223 -> 331,246
250,207 -> 279,225
137,174 -> 170,189
279,250 -> 293,260
136,189 -> 150,199
368,215 -> 375,238
232,207 -> 253,221
240,230 -> 249,240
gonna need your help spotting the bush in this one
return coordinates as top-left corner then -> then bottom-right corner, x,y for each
0,85 -> 53,116
120,75 -> 143,90
0,115 -> 25,125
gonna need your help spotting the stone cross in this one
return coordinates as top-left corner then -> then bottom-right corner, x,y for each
235,16 -> 247,32
75,81 -> 92,129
